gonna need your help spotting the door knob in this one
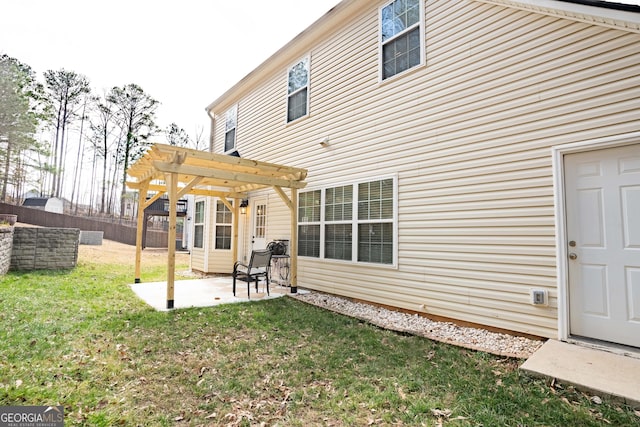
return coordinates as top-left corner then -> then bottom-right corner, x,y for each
569,253 -> 578,260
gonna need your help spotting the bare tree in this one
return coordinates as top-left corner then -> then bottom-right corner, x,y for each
192,125 -> 205,150
43,69 -> 90,198
70,93 -> 90,213
108,83 -> 159,220
89,92 -> 116,214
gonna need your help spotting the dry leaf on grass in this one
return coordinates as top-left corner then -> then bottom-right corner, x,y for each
431,408 -> 452,418
397,386 -> 407,400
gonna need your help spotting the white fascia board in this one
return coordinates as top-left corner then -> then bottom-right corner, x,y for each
474,0 -> 640,32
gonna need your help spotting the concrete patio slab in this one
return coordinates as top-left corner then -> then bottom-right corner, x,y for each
130,276 -> 302,311
521,340 -> 640,408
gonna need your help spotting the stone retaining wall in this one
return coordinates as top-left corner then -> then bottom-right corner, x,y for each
0,226 -> 13,274
10,227 -> 80,271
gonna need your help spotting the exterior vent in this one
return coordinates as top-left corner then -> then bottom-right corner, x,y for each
530,289 -> 548,306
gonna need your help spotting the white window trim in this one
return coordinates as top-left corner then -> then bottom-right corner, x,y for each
224,104 -> 238,154
378,0 -> 426,83
298,175 -> 399,268
193,198 -> 208,251
214,199 -> 233,251
286,55 -> 311,124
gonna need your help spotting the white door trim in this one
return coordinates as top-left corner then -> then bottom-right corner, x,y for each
552,131 -> 640,341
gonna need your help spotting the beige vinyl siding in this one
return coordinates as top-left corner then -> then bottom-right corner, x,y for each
207,250 -> 233,274
209,0 -> 640,337
190,248 -> 205,272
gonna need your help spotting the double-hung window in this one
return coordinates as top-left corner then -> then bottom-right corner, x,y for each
357,179 -> 394,263
298,190 -> 321,257
325,185 -> 353,261
298,177 -> 396,265
224,105 -> 237,152
287,57 -> 309,122
380,0 -> 423,80
215,200 -> 233,250
194,200 -> 205,249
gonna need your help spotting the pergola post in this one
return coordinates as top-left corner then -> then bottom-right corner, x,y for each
134,181 -> 149,283
290,187 -> 298,293
232,198 -> 239,266
166,172 -> 178,309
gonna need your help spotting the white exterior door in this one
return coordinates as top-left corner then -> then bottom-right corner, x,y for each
564,144 -> 640,348
251,198 -> 268,251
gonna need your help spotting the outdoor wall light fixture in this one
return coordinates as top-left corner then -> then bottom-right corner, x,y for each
240,199 -> 249,215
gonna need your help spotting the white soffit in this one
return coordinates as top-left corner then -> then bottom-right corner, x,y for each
474,0 -> 640,33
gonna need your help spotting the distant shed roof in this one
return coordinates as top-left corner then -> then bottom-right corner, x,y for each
22,198 -> 49,207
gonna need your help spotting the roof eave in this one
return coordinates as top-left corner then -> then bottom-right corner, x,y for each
474,0 -> 640,33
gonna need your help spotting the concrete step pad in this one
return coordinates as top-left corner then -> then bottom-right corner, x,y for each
521,340 -> 640,409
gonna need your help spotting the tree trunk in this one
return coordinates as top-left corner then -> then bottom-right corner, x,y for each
109,157 -> 120,215
50,102 -> 63,196
71,97 -> 87,213
1,142 -> 11,202
100,126 -> 108,214
55,93 -> 69,198
88,143 -> 97,216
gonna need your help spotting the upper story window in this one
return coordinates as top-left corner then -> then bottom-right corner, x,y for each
224,105 -> 237,152
380,0 -> 423,80
287,57 -> 309,123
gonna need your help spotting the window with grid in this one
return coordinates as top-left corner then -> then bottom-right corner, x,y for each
215,200 -> 233,250
298,189 -> 321,257
298,178 -> 396,265
325,185 -> 353,261
224,105 -> 237,152
194,200 -> 205,249
287,57 -> 309,123
380,0 -> 423,80
357,179 -> 394,264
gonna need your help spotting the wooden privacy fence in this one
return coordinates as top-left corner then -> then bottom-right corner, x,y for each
0,202 -> 168,247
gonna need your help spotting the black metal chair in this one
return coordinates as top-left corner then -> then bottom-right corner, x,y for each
232,250 -> 272,298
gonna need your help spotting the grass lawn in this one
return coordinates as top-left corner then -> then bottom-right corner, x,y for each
0,248 -> 639,426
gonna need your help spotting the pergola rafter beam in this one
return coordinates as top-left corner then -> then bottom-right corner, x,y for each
126,182 -> 248,199
152,161 -> 307,189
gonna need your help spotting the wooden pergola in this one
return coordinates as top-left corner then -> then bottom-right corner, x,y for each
126,143 -> 308,309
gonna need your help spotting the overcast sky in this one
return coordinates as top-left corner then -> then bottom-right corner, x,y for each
1,0 -> 637,143
0,0 -> 340,141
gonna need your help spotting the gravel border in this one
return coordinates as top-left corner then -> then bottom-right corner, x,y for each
290,291 -> 544,359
